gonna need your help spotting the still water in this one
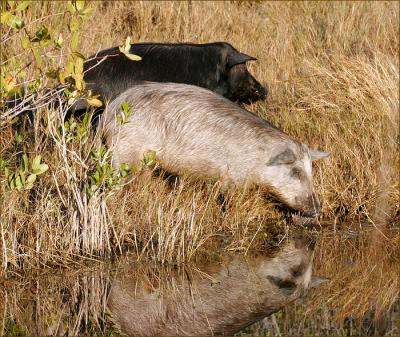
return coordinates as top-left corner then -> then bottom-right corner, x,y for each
1,233 -> 399,336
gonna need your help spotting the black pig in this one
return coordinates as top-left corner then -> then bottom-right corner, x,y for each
83,42 -> 267,104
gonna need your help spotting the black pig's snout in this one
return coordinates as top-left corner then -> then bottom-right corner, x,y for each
256,84 -> 267,100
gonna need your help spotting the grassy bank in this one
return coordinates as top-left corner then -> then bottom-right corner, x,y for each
1,0 -> 399,326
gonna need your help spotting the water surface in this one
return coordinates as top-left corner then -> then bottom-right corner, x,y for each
1,232 -> 399,336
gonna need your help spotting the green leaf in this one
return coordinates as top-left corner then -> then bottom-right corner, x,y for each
69,17 -> 80,32
147,151 -> 157,162
21,35 -> 30,49
74,56 -> 84,75
7,1 -> 16,9
16,1 -> 31,11
9,176 -> 15,190
67,1 -> 77,14
58,71 -> 66,84
10,116 -> 19,125
82,112 -> 90,126
40,39 -> 52,47
66,58 -> 75,74
25,174 -> 37,189
28,79 -> 41,93
81,4 -> 95,15
14,131 -> 23,143
119,163 -> 131,177
1,12 -> 13,25
142,150 -> 157,167
31,25 -> 50,42
22,154 -> 29,171
20,172 -> 26,185
46,68 -> 59,79
9,172 -> 15,183
15,17 -> 24,29
123,52 -> 142,61
15,174 -> 23,191
119,36 -> 131,53
32,163 -> 48,175
121,101 -> 129,112
32,155 -> 42,171
93,171 -> 100,183
75,0 -> 85,11
2,12 -> 24,29
71,31 -> 79,51
33,48 -> 43,68
54,33 -> 63,49
118,38 -> 141,61
15,134 -> 23,143
72,74 -> 84,91
72,51 -> 85,59
86,97 -> 103,107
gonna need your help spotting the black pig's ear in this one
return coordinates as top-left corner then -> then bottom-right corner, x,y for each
227,52 -> 257,68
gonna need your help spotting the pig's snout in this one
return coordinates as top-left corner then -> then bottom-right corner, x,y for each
255,84 -> 267,100
250,79 -> 267,101
294,193 -> 321,217
240,81 -> 267,103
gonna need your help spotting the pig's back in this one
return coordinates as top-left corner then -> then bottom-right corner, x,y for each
103,83 -> 285,178
105,82 -> 280,137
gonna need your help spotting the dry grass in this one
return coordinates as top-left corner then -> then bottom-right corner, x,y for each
312,229 -> 400,320
0,0 -> 399,327
0,264 -> 111,336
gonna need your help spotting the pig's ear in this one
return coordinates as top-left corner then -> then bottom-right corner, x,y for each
267,148 -> 296,166
310,276 -> 329,288
310,149 -> 330,161
227,52 -> 257,68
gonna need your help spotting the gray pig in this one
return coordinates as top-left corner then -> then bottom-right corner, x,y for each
108,234 -> 327,336
102,83 -> 329,216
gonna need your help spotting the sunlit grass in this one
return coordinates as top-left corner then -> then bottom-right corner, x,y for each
0,0 -> 398,326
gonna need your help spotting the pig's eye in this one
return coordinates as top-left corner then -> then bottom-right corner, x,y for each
267,148 -> 296,166
267,275 -> 297,294
291,167 -> 305,180
290,262 -> 306,277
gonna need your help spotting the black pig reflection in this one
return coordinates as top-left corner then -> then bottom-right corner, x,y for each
108,236 -> 327,336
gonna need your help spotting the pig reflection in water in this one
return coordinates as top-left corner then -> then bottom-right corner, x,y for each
108,236 -> 326,336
